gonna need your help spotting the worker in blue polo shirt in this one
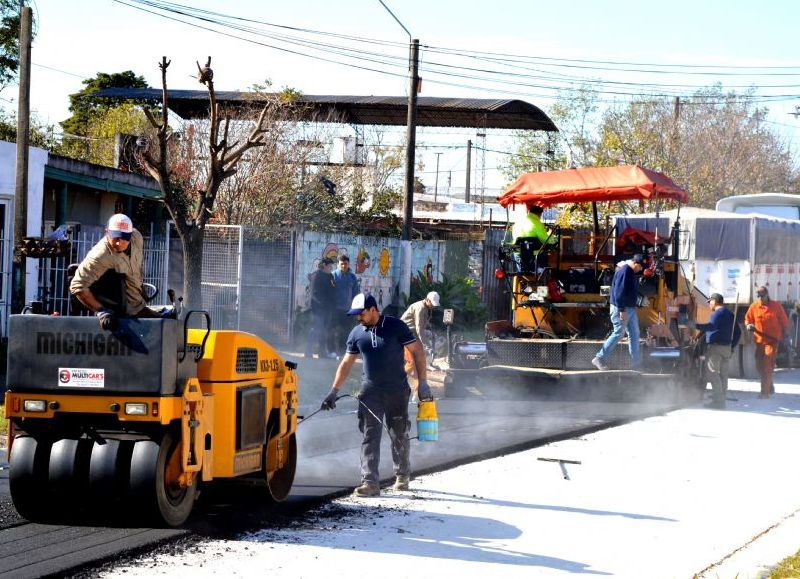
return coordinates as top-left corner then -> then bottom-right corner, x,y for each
688,293 -> 742,409
320,293 -> 432,497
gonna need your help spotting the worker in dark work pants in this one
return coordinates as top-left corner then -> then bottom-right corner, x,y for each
687,293 -> 741,409
320,293 -> 432,497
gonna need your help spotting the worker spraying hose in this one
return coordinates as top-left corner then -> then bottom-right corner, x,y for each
319,293 -> 432,497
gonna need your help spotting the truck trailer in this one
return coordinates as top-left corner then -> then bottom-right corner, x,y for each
620,206 -> 800,377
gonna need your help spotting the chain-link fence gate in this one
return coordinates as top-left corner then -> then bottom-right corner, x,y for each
173,224 -> 295,346
200,225 -> 243,331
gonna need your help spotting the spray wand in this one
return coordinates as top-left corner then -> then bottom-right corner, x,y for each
298,393 -> 436,441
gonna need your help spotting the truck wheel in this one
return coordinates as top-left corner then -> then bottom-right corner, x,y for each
9,436 -> 52,521
129,431 -> 197,527
266,433 -> 296,502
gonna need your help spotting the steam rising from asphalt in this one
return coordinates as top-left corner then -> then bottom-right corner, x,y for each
291,368 -> 689,492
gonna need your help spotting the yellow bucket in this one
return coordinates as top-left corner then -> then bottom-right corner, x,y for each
416,400 -> 438,442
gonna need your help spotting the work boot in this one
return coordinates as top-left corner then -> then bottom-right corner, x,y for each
353,481 -> 380,497
591,356 -> 609,371
393,475 -> 410,491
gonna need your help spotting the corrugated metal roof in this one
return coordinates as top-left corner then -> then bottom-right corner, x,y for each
91,88 -> 558,131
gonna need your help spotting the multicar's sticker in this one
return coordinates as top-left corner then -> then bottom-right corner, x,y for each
58,367 -> 105,388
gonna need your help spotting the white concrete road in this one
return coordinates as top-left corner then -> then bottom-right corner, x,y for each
101,370 -> 800,579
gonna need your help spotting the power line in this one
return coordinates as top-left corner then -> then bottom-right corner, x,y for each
112,0 -> 800,103
32,62 -> 86,78
122,1 -> 800,75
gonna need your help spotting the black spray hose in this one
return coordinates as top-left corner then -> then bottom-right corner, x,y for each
297,394 -> 352,426
297,393 -> 419,440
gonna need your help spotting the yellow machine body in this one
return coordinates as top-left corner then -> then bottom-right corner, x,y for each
187,329 -> 298,480
4,317 -> 298,526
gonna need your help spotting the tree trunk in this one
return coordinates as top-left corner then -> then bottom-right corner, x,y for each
181,227 -> 204,311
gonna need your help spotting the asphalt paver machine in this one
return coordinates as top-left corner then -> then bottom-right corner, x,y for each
447,165 -> 705,400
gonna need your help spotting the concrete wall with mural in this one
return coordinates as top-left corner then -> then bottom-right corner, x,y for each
295,230 -> 443,312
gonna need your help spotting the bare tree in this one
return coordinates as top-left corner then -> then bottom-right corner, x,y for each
137,56 -> 276,307
212,100 -> 332,230
595,86 -> 798,207
214,122 -> 403,235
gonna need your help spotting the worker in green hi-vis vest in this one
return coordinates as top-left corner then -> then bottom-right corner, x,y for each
512,204 -> 558,245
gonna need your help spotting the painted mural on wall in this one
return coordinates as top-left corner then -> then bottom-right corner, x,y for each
296,231 -> 442,311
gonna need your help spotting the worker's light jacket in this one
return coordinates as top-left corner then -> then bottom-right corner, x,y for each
69,230 -> 145,316
400,299 -> 430,340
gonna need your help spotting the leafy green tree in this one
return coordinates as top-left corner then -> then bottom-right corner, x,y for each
0,109 -> 58,150
407,271 -> 487,332
59,71 -> 150,164
299,133 -> 403,235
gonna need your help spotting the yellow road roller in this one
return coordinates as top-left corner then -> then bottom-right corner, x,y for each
3,311 -> 298,526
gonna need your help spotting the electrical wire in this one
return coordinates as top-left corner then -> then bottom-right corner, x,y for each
111,0 -> 800,104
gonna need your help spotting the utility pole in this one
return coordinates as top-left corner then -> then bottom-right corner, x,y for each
12,6 -> 33,314
402,38 -> 419,242
433,152 -> 442,203
465,139 -> 472,203
377,0 -> 417,303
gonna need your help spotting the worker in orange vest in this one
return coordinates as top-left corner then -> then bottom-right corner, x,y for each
744,286 -> 790,398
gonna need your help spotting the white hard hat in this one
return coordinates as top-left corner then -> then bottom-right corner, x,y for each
107,214 -> 133,240
426,291 -> 440,307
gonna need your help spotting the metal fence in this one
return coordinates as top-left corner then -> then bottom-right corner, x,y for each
239,229 -> 295,344
200,225 -> 243,331
11,223 -> 506,343
173,224 -> 296,345
482,228 -> 510,322
0,232 -> 10,338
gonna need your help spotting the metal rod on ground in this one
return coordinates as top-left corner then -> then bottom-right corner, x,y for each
537,457 -> 582,480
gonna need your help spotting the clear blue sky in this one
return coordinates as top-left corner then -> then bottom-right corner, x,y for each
8,0 -> 800,193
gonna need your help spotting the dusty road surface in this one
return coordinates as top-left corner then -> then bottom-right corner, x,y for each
0,353 -> 692,578
94,370 -> 800,579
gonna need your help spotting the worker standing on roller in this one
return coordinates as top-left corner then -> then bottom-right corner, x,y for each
320,293 -> 432,497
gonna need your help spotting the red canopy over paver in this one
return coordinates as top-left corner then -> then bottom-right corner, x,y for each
498,165 -> 688,208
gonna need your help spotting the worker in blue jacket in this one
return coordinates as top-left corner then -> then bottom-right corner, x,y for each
688,293 -> 742,409
592,254 -> 644,371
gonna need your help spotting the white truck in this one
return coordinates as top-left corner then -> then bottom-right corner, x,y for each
618,203 -> 800,378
